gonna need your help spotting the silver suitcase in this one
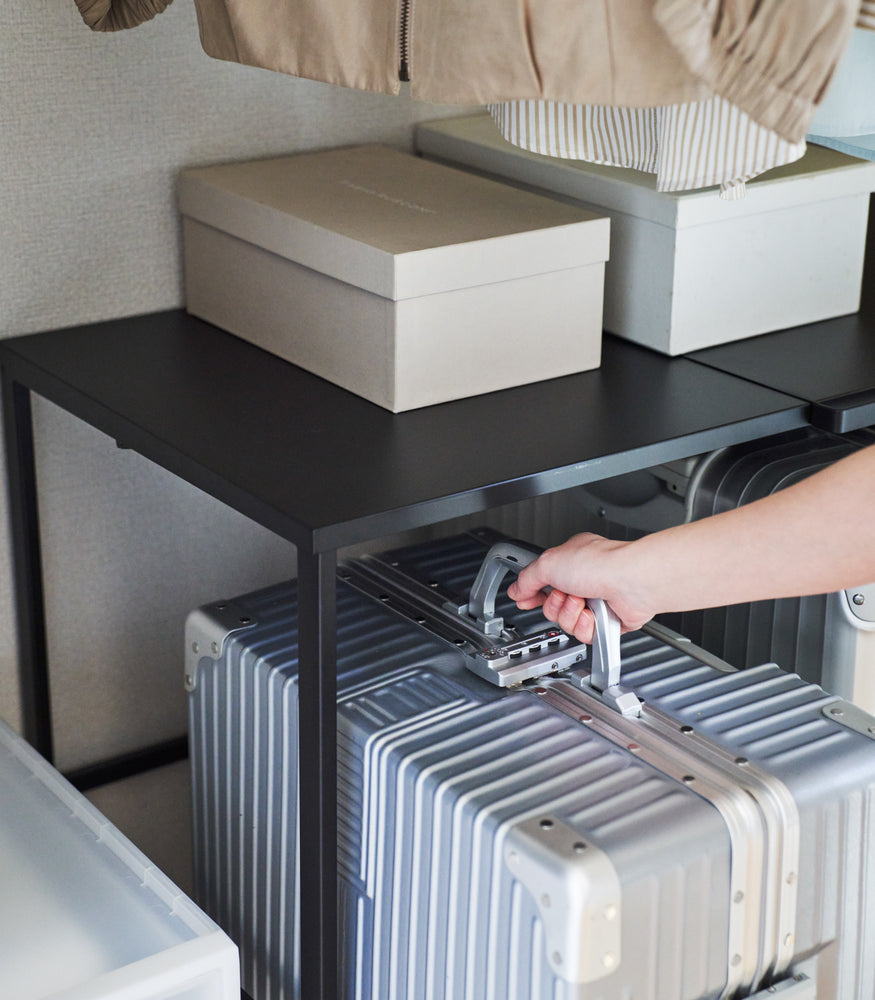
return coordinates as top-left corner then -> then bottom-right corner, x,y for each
186,529 -> 875,1000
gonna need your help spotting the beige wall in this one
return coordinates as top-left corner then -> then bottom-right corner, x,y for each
0,0 -> 464,769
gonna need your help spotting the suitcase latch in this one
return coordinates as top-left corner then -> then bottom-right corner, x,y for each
341,540 -> 589,687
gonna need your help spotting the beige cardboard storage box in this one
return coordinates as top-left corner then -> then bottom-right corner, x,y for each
179,145 -> 609,411
416,114 -> 875,356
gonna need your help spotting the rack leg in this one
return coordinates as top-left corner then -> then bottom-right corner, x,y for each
1,373 -> 53,760
297,546 -> 338,1000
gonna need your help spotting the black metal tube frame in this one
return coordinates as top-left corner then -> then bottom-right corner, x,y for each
2,372 -> 53,761
0,313 -> 816,1000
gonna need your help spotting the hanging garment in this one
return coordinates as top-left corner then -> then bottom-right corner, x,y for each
72,0 -> 859,129
74,0 -> 171,30
652,0 -> 860,143
188,0 -> 714,107
490,1 -> 873,197
489,98 -> 806,200
73,0 -> 865,192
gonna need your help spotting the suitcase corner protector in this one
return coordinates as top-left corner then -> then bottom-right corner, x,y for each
503,814 -> 622,985
184,601 -> 258,692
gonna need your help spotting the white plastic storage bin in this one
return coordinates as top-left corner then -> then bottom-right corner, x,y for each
0,716 -> 239,1000
178,144 -> 609,411
416,114 -> 875,356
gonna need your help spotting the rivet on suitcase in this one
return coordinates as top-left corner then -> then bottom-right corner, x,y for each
186,528 -> 875,1000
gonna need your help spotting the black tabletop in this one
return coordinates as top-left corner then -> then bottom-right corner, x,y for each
690,311 -> 875,433
0,310 -> 807,551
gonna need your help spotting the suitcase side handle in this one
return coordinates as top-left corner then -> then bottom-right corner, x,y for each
469,541 -> 640,715
588,595 -> 622,694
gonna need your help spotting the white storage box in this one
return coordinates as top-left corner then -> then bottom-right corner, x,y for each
0,717 -> 239,1000
178,144 -> 609,411
416,114 -> 875,356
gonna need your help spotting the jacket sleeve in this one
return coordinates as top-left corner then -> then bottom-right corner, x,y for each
74,0 -> 173,31
653,0 -> 860,142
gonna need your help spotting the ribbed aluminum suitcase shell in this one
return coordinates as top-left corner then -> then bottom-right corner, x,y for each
668,428 -> 875,705
186,531 -> 875,1000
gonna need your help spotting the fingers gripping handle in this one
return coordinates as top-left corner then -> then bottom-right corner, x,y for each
470,542 -> 639,715
469,542 -> 620,679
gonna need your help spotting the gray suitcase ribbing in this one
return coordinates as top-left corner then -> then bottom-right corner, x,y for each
668,427 -> 875,697
186,530 -> 875,1000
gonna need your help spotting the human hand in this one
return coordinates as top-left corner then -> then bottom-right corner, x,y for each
506,532 -> 656,643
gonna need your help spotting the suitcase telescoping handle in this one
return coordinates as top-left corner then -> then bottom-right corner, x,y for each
469,542 -> 639,714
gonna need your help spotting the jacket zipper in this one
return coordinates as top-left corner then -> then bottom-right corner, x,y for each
399,0 -> 411,81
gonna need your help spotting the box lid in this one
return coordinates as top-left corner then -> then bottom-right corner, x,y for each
416,114 -> 875,229
178,144 -> 609,300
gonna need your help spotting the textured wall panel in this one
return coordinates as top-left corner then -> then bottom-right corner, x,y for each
0,0 -> 464,758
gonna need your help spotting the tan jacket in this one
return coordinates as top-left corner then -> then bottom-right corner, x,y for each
191,0 -> 713,108
76,0 -> 860,142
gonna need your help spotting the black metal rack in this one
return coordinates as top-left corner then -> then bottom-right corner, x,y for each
0,309 -> 823,999
692,310 -> 875,433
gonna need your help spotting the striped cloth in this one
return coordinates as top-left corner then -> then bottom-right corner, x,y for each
490,2 -> 875,199
488,97 -> 806,200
